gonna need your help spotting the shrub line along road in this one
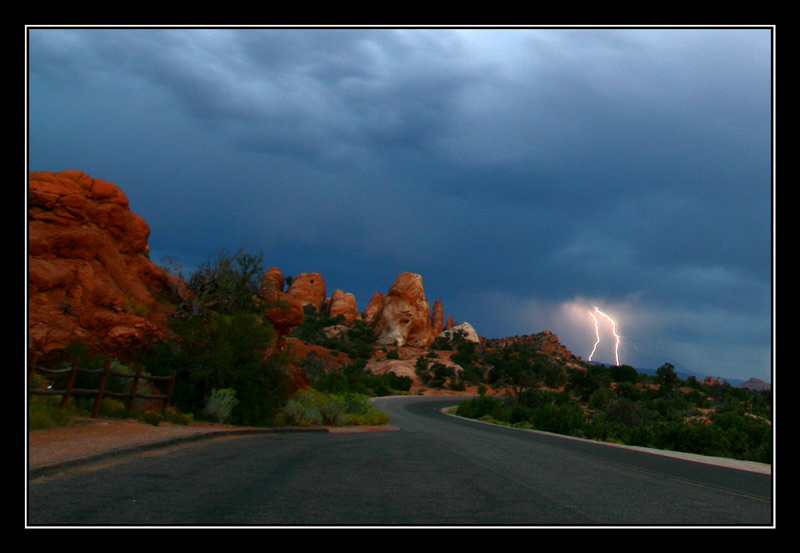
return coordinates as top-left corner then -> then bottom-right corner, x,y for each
26,396 -> 773,527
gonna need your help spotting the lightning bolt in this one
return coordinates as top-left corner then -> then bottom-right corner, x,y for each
588,306 -> 621,366
588,310 -> 600,361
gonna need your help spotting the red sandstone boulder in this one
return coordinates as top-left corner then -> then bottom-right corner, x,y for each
259,267 -> 286,301
370,272 -> 436,347
287,272 -> 326,312
28,171 -> 173,360
327,289 -> 359,322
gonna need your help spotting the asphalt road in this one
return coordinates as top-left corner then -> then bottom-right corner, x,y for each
26,395 -> 773,527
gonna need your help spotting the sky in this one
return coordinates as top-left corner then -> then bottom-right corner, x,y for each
26,26 -> 774,383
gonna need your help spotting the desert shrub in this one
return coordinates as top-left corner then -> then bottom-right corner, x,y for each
456,395 -> 505,421
203,388 -> 239,424
146,309 -> 288,426
282,398 -> 322,426
142,410 -> 164,426
448,374 -> 466,391
28,371 -> 74,429
164,405 -> 194,425
588,387 -> 616,411
414,360 -> 453,389
166,248 -> 266,317
145,248 -> 292,426
97,397 -> 127,419
291,307 -> 377,359
312,360 -> 411,397
28,395 -> 75,430
281,389 -> 389,427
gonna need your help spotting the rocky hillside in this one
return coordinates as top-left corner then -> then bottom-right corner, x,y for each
28,171 -> 175,361
485,332 -> 581,366
259,265 -> 475,349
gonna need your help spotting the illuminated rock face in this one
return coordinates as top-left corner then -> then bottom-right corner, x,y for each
370,272 -> 436,348
438,322 -> 480,343
28,170 -> 173,360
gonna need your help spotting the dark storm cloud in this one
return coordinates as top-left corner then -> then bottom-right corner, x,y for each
27,27 -> 773,381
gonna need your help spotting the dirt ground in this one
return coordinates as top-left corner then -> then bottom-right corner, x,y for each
27,417 -> 260,468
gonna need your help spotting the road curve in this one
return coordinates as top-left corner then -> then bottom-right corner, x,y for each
27,395 -> 772,527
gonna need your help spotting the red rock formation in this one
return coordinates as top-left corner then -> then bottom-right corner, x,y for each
431,299 -> 444,336
701,376 -> 723,387
362,292 -> 384,324
286,272 -> 326,312
259,267 -> 286,300
28,170 -> 173,361
370,272 -> 436,347
327,290 -> 359,322
258,267 -> 305,342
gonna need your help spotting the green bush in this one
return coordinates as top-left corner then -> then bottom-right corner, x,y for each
291,306 -> 377,359
281,389 -> 389,427
142,410 -> 164,426
456,395 -> 505,421
311,360 -> 411,397
97,397 -> 127,419
144,248 -> 292,426
28,396 -> 75,430
164,405 -> 194,425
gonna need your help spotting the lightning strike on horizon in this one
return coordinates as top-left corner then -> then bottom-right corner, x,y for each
588,311 -> 600,361
588,306 -> 621,366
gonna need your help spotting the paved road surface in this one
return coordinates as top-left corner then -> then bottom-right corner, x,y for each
27,396 -> 772,527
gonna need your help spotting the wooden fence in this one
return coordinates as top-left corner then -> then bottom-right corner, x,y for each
28,355 -> 176,418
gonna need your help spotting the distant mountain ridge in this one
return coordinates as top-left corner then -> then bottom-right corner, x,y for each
587,361 -> 770,391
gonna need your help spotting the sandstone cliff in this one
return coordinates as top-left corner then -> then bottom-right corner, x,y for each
28,170 -> 174,360
370,272 -> 437,348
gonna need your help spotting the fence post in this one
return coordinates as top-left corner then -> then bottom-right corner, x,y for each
163,370 -> 176,414
91,359 -> 112,418
60,358 -> 78,409
125,365 -> 143,418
